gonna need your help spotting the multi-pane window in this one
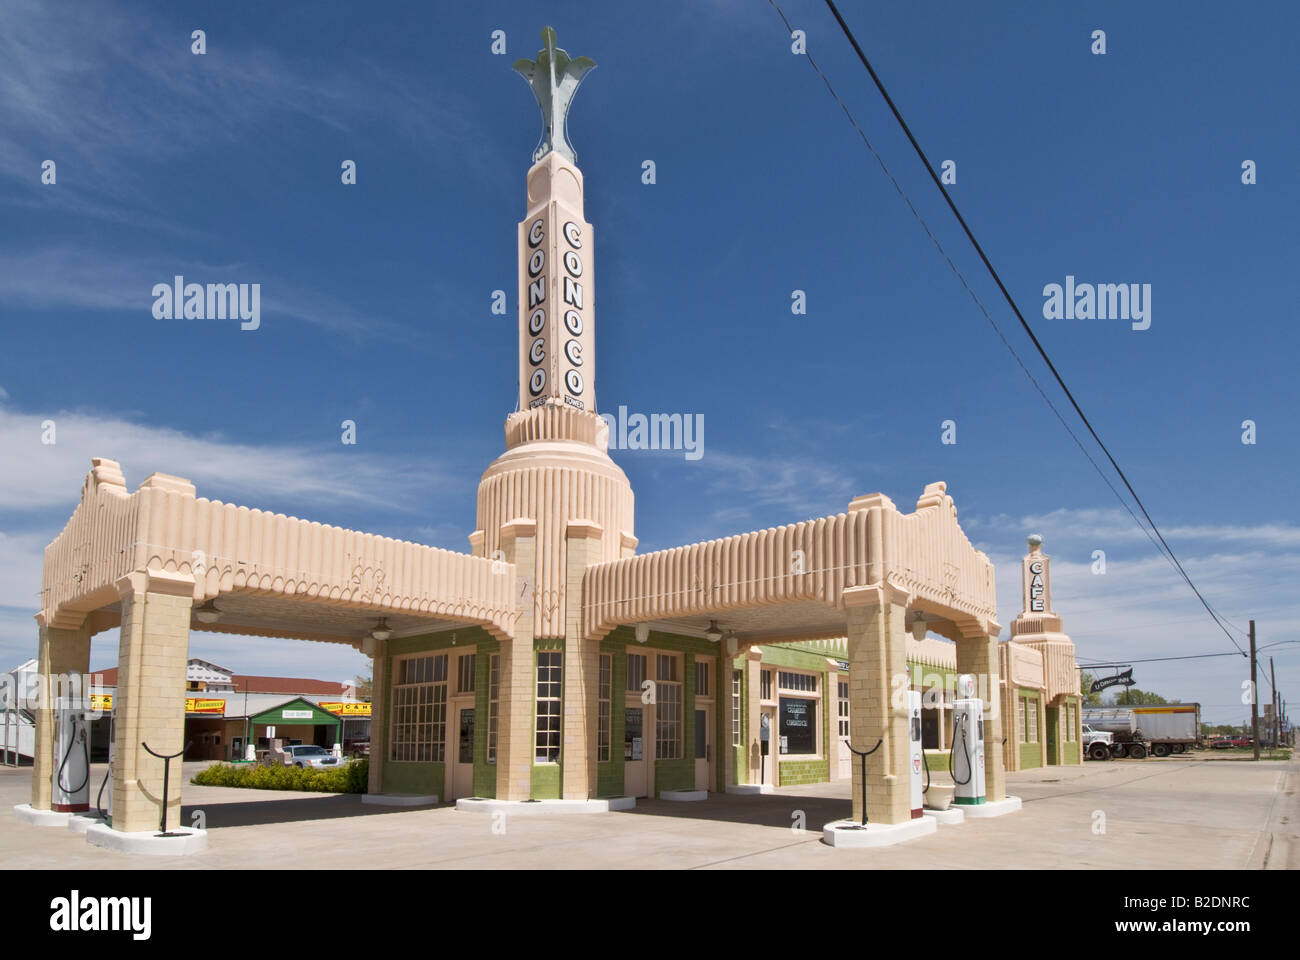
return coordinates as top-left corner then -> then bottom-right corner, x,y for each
1028,699 -> 1039,743
535,651 -> 563,763
778,671 -> 817,693
760,669 -> 773,701
1018,697 -> 1028,744
731,671 -> 742,746
1066,702 -> 1076,740
626,653 -> 646,693
390,653 -> 448,762
655,654 -> 682,760
838,680 -> 850,739
457,653 -> 476,694
695,660 -> 710,697
597,654 -> 612,763
487,654 -> 500,764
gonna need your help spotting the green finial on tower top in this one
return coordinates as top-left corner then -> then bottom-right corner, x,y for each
514,26 -> 595,165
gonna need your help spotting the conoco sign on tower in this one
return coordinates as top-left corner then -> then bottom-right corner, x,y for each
514,28 -> 595,412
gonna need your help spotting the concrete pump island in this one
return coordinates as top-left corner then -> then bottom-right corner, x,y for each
12,27 -> 1088,858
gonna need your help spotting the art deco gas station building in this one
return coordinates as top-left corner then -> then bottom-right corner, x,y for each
24,29 -> 1079,844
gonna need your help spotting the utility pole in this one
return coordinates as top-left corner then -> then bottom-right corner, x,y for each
1270,657 -> 1278,750
1249,620 -> 1259,761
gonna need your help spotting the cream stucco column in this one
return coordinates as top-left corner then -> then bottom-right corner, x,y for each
29,618 -> 92,810
956,626 -> 1006,801
744,646 -> 763,784
112,569 -> 194,833
843,584 -> 911,825
496,519 -> 536,801
563,520 -> 603,799
366,636 -> 388,795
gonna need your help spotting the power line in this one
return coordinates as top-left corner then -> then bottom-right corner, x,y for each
791,0 -> 1246,655
1076,651 -> 1245,666
761,2 -> 1165,569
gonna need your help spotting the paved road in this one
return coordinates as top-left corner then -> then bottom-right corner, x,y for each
1,754 -> 1293,869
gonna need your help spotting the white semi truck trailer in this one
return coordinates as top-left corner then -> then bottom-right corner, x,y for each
1083,704 -> 1201,758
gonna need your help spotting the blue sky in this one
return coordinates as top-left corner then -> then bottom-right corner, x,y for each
1,1 -> 1295,725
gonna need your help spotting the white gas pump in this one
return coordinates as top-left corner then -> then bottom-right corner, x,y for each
908,689 -> 923,818
950,674 -> 985,806
52,697 -> 90,813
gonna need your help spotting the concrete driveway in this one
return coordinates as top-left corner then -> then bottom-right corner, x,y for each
2,753 -> 1294,869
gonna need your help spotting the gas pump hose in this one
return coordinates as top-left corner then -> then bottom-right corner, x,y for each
96,764 -> 111,818
948,714 -> 973,786
56,724 -> 90,796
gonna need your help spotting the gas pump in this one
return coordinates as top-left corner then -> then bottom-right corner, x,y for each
950,674 -> 985,806
758,713 -> 770,784
908,689 -> 923,818
52,697 -> 90,813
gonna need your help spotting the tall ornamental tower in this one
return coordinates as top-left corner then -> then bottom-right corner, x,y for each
1008,534 -> 1080,757
472,27 -> 636,646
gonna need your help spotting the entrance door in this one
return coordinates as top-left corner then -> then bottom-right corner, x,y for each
624,702 -> 648,798
1046,707 -> 1059,766
761,706 -> 777,786
448,699 -> 475,800
694,705 -> 712,792
836,681 -> 851,780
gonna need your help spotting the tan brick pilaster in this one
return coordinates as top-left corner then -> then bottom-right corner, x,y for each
843,583 -> 911,825
366,636 -> 388,794
111,569 -> 194,833
956,623 -> 1006,801
29,617 -> 92,810
563,520 -> 603,799
496,518 -> 536,801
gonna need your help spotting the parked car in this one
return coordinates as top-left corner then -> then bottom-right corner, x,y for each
344,738 -> 370,759
284,744 -> 345,768
1211,736 -> 1252,749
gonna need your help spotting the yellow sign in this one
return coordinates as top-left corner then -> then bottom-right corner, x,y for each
319,701 -> 372,717
91,693 -> 113,712
185,697 -> 226,715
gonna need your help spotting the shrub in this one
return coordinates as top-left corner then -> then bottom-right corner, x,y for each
192,759 -> 369,793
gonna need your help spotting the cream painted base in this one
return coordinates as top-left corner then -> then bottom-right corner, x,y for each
85,822 -> 207,856
959,796 -> 1022,818
725,784 -> 774,796
659,789 -> 707,802
12,804 -> 71,827
360,793 -> 438,806
822,817 -> 936,848
66,814 -> 107,835
923,807 -> 964,825
456,797 -> 635,814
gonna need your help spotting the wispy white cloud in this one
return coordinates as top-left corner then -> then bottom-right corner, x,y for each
0,531 -> 46,609
0,403 -> 467,515
971,507 -> 1300,723
0,247 -> 397,338
0,0 -> 502,214
968,506 -> 1300,551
